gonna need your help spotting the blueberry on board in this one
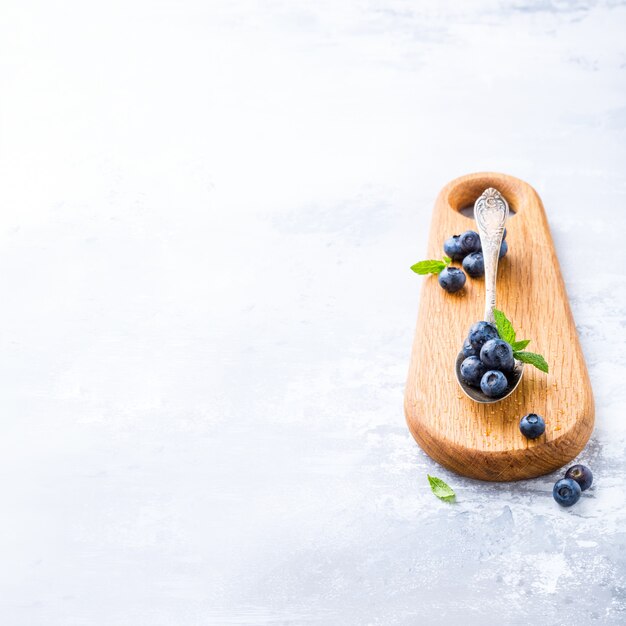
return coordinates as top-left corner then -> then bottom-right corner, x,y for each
468,321 -> 498,351
565,464 -> 593,491
499,240 -> 508,259
460,356 -> 487,387
462,251 -> 484,278
480,338 -> 515,371
553,478 -> 582,507
480,370 -> 508,397
503,227 -> 507,240
438,267 -> 466,293
519,413 -> 546,439
443,235 -> 465,261
459,230 -> 481,254
462,338 -> 477,358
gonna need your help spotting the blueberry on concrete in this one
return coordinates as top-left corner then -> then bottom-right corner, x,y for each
460,356 -> 487,387
565,464 -> 593,491
462,338 -> 477,358
499,240 -> 508,259
462,251 -> 484,278
553,478 -> 582,507
468,321 -> 498,351
438,267 -> 466,293
480,370 -> 508,397
459,230 -> 481,254
519,413 -> 545,439
443,235 -> 465,261
480,339 -> 515,371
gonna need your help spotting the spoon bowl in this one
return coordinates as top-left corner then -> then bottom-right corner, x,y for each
455,352 -> 524,403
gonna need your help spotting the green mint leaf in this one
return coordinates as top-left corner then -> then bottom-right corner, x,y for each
493,309 -> 516,344
511,339 -> 530,351
442,255 -> 452,264
514,351 -> 549,373
427,474 -> 455,502
410,259 -> 447,275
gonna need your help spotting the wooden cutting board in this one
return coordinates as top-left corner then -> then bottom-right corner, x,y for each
404,172 -> 594,481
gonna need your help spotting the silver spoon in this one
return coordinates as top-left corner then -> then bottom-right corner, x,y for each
455,187 -> 524,403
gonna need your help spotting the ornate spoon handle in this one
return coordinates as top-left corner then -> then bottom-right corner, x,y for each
474,188 -> 509,323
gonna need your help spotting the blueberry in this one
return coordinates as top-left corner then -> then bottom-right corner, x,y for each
503,227 -> 507,240
462,251 -> 484,278
480,370 -> 508,397
462,338 -> 477,358
565,464 -> 593,491
499,240 -> 508,259
553,478 -> 581,507
519,413 -> 545,439
459,230 -> 481,254
480,339 -> 514,371
468,321 -> 498,351
438,267 -> 466,293
460,356 -> 487,387
443,235 -> 465,261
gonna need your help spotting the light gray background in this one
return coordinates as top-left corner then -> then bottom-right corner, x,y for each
1,1 -> 625,624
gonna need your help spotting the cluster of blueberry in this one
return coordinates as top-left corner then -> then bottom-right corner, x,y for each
438,228 -> 508,293
553,464 -> 593,507
459,321 -> 515,398
517,413 -> 593,507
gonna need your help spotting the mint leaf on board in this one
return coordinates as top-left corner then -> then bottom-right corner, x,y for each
427,474 -> 455,502
493,308 -> 516,344
511,339 -> 531,351
410,258 -> 450,275
514,351 -> 549,373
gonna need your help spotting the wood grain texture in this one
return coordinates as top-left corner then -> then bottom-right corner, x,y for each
404,172 -> 594,481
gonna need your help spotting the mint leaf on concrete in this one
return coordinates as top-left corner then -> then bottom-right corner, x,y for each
427,474 -> 455,502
